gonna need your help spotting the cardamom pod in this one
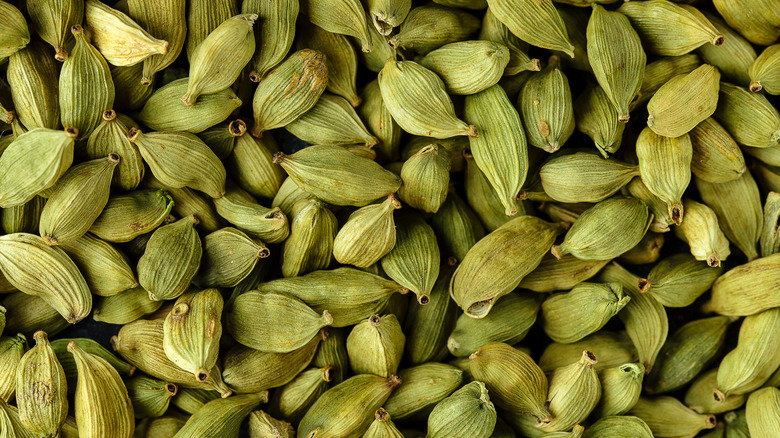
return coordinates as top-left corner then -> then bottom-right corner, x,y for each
388,5 -> 480,55
519,253 -> 609,293
746,387 -> 780,438
360,79 -> 402,163
713,0 -> 780,46
749,44 -> 780,95
59,233 -> 137,296
419,41 -> 509,96
185,0 -> 237,60
125,375 -> 177,418
346,314 -> 404,377
595,363 -> 645,417
689,117 -> 746,184
641,253 -> 722,307
541,151 -> 640,203
198,119 -> 244,160
479,8 -> 541,75
0,334 -> 27,402
636,54 -> 702,106
3,294 -> 68,339
697,12 -> 756,87
574,85 -> 626,157
636,127 -> 692,224
85,0 -> 169,66
520,56 -> 575,153
713,82 -> 780,148
380,212 -> 439,305
384,362 -> 462,419
297,24 -> 360,106
199,227 -> 268,288
7,41 -> 60,130
584,416 -> 653,438
360,17 -> 396,73
305,0 -> 373,52
540,331 -> 637,373
428,381 -> 496,438
249,410 -> 295,438
26,0 -> 79,61
463,150 -> 517,231
52,338 -> 135,392
90,188 -> 173,243
2,196 -> 45,235
485,0 -> 574,57
212,182 -> 289,243
364,408 -> 405,438
242,0 -> 298,80
283,199 -> 337,277
174,392 -> 268,438
86,110 -> 145,190
92,286 -> 162,324
285,93 -> 376,146
270,366 -> 334,424
137,215 -> 202,301
227,129 -> 286,200
628,396 -> 716,438
540,351 -> 601,433
312,327 -> 349,384
542,283 -> 629,344
0,3 -> 28,60
126,0 -> 186,85
333,194 -> 400,268
705,253 -> 780,316
366,0 -> 410,35
685,368 -> 746,415
618,231 -> 664,265
647,65 -> 721,137
398,144 -> 450,213
15,331 -> 67,436
761,191 -> 780,257
674,198 -> 731,266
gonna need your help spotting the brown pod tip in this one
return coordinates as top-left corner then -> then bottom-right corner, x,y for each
375,408 -> 390,423
42,235 -> 58,247
712,35 -> 724,46
322,365 -> 335,383
180,94 -> 196,107
126,127 -> 141,142
386,374 -> 402,389
447,256 -> 458,267
258,247 -> 271,258
530,58 -> 542,72
108,153 -> 121,164
102,110 -> 117,121
713,388 -> 727,402
195,369 -> 209,382
399,287 -> 410,295
550,245 -> 563,260
248,71 -> 262,83
705,415 -> 717,428
2,111 -> 13,124
66,340 -> 79,353
581,350 -> 598,366
750,82 -> 763,93
71,25 -> 83,36
670,203 -> 683,225
33,331 -> 48,343
388,194 -> 402,209
638,278 -> 650,294
418,294 -> 430,305
320,327 -> 331,342
322,310 -> 333,326
706,253 -> 721,268
272,152 -> 285,164
229,119 -> 247,137
618,113 -> 630,123
110,336 -> 120,351
366,136 -> 379,148
165,383 -> 178,396
55,48 -> 68,62
64,127 -> 79,139
369,314 -> 382,327
462,148 -> 473,159
467,125 -> 478,138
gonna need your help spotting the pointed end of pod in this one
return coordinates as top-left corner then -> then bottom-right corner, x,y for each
706,253 -> 721,267
102,110 -> 117,122
375,407 -> 390,422
180,93 -> 197,107
195,369 -> 210,382
550,245 -> 564,260
360,40 -> 374,53
466,125 -> 478,139
41,235 -> 58,247
33,331 -> 48,344
386,374 -> 402,389
369,314 -> 382,327
705,415 -> 717,429
126,127 -> 141,142
54,47 -> 68,62
321,310 -> 333,326
66,340 -> 81,354
71,25 -> 83,37
447,256 -> 458,267
248,70 -> 262,82
229,119 -> 247,137
366,136 -> 379,148
272,152 -> 285,165
2,111 -> 13,124
647,114 -> 655,127
417,294 -> 430,305
320,327 -> 331,342
638,278 -> 650,293
388,38 -> 399,50
750,81 -> 763,93
581,350 -> 598,366
388,193 -> 402,209
530,58 -> 542,71
713,388 -> 727,402
64,127 -> 79,139
322,365 -> 335,383
165,383 -> 178,396
618,113 -> 630,123
108,153 -> 121,165
670,203 -> 683,225
349,95 -> 362,108
712,34 -> 724,46
110,335 -> 119,352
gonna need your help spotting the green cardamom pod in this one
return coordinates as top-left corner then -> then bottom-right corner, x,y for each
749,44 -> 780,95
0,3 -> 28,60
713,82 -> 780,148
540,331 -> 637,373
255,268 -> 408,327
574,85 -> 626,157
637,54 -> 701,106
68,340 -> 135,438
346,314 -> 405,377
587,4 -> 645,123
745,387 -> 780,438
599,263 -> 668,373
251,49 -> 328,137
285,94 -> 376,146
139,78 -> 242,133
127,0 -> 186,85
181,14 -> 256,106
479,8 -> 541,75
90,188 -> 173,243
646,316 -> 734,394
541,151 -> 640,203
243,0 -> 298,80
542,282 -> 629,344
584,416 -> 653,438
333,194 -> 400,268
428,381 -> 496,438
367,0 -> 410,35
486,0 -> 574,57
647,65 -> 721,138
128,128 -> 226,198
761,192 -> 780,257
553,6 -> 590,72
270,366 -> 334,424
85,0 -> 170,66
674,198 -> 731,267
552,197 -> 652,261
540,351 -> 601,433
463,150 -> 517,231
15,331 -> 67,435
363,408 -> 404,438
360,79 -> 402,163
713,0 -> 780,46
628,396 -> 717,438
388,5 -> 480,55
2,196 -> 45,235
3,294 -> 68,339
449,291 -> 542,357
398,144 -> 450,213
59,233 -> 137,296
305,0 -> 372,52
384,363 -> 462,420
431,192 -> 485,261
519,252 -> 609,293
185,0 -> 237,60
697,12 -> 756,87
174,392 -> 268,438
7,41 -> 60,130
137,215 -> 202,301
198,119 -> 244,160
689,117 -> 746,184
595,363 -> 645,417
520,56 -> 575,153
379,213 -> 439,305
126,375 -> 177,418
199,227 -> 269,288
640,253 -> 722,307
297,24 -> 360,106
249,410 -> 295,438
282,199 -> 337,277
52,338 -> 135,391
227,128 -> 286,200
464,84 -> 528,216
617,231 -> 664,265
227,291 -> 331,353
213,181 -> 289,244
469,342 -> 551,422
419,41 -> 509,96
312,327 -> 349,385
275,144 -> 400,207
38,154 -> 120,245
162,289 -> 223,382
59,25 -> 115,139
453,215 -> 563,317
92,285 -> 162,325
360,16 -> 395,74
0,233 -> 90,323
111,64 -> 155,110
26,0 -> 79,61
636,128 -> 692,224
695,171 -> 763,260
716,307 -> 780,397
618,0 -> 723,56
625,177 -> 673,233
685,368 -> 746,415
86,110 -> 145,190
0,334 -> 27,402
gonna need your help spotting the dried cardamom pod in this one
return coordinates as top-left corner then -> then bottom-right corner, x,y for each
574,85 -> 625,157
162,289 -> 223,382
479,8 -> 541,75
128,128 -> 226,198
463,150 -> 518,231
305,0 -> 373,52
346,314 -> 404,377
85,0 -> 169,66
398,144 -> 450,213
59,25 -> 114,139
685,368 -> 746,415
7,42 -> 60,130
199,227 -> 268,288
0,3 -> 28,61
298,374 -> 402,437
600,263 -> 668,373
186,0 -> 237,60
90,188 -> 173,243
388,5 -> 480,55
636,54 -> 702,106
213,183 -> 289,243
275,144 -> 400,207
761,192 -> 780,257
227,129 -> 286,200
0,127 -> 76,208
749,44 -> 780,94
541,151 -> 639,203
641,253 -> 722,307
312,327 -> 349,385
595,363 -> 644,417
366,0 -> 410,35
249,410 -> 295,438
380,212 -> 439,305
15,331 -> 67,436
384,362 -> 462,419
333,195 -> 400,268
674,198 -> 731,267
628,396 -> 716,438
379,59 -> 476,139
360,15 -> 395,73
92,286 -> 163,325
363,408 -> 404,438
112,320 -> 231,396
86,110 -> 144,190
647,65 -> 721,137
0,334 -> 27,402
174,392 -> 268,438
38,154 -> 120,245
689,117 -> 746,184
126,0 -> 186,85
126,375 -> 177,418
111,64 -> 155,110
705,253 -> 780,316
746,387 -> 780,438
485,0 -> 574,57
419,41 -> 509,96
716,307 -> 780,397
636,128 -> 692,224
449,292 -> 541,357
243,0 -> 298,80
470,342 -> 550,422
360,80 -> 401,163
713,0 -> 780,46
452,215 -> 562,317
227,291 -> 331,353
432,192 -> 485,261
519,253 -> 608,293
427,381 -> 496,438
26,0 -> 79,61
542,283 -> 629,344
552,197 -> 652,261
59,233 -> 137,296
553,5 -> 590,72
52,337 -> 136,389
0,233 -> 90,323
646,316 -> 734,394
587,4 -> 645,123
697,12 -> 756,87
270,366 -> 334,424
282,199 -> 337,277
540,331 -> 637,373
464,84 -> 528,216
137,215 -> 201,301
584,416 -> 653,438
616,230 -> 664,265
618,0 -> 723,56
139,78 -> 242,133
2,196 -> 45,235
520,56 -> 575,153
297,24 -> 360,106
285,94 -> 376,146
198,119 -> 244,160
68,341 -> 135,438
695,171 -> 763,260
540,351 -> 601,433
3,294 -> 68,339
713,82 -> 780,148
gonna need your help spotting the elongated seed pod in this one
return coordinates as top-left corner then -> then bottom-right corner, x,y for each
243,0 -> 298,80
173,392 -> 267,438
305,0 -> 373,52
595,363 -> 645,417
26,0 -> 82,61
137,215 -> 202,301
486,0 -> 574,57
520,57 -> 575,153
126,0 -> 186,85
7,42 -> 60,130
636,128 -> 692,225
186,0 -> 237,60
15,331 -> 68,436
540,351 -> 601,433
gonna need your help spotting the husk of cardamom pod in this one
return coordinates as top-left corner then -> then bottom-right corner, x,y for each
297,23 -> 360,106
636,128 -> 692,224
628,396 -> 717,438
583,416 -> 654,438
92,286 -> 162,324
713,82 -> 780,149
689,117 -> 746,184
479,9 -> 540,75
519,252 -> 609,293
15,332 -> 68,436
213,181 -> 289,243
749,44 -> 780,95
541,151 -> 639,203
486,0 -> 574,57
186,0 -> 237,60
346,314 -> 405,377
26,0 -> 81,61
7,41 -> 60,130
3,294 -> 68,339
520,57 -> 575,153
90,188 -> 173,243
125,375 -> 178,418
305,0 -> 373,52
137,215 -> 201,301
704,253 -> 780,316
285,94 -> 376,146
428,381 -> 496,438
379,212 -> 439,305
126,0 -> 186,85
636,54 -> 701,106
388,5 -> 479,55
697,12 -> 756,87
642,253 -> 722,307
745,386 -> 780,437
59,233 -> 137,297
0,334 -> 27,401
269,366 -> 334,424
2,196 -> 45,235
281,198 -> 336,277
248,410 -> 295,438
713,0 -> 780,46
384,363 -> 463,420
419,40 -> 509,96
574,84 -> 626,157
646,64 -> 720,138
685,368 -> 746,415
312,327 -> 350,385
595,363 -> 645,417
174,392 -> 268,438
542,282 -> 629,344
674,199 -> 731,267
242,0 -> 298,79
760,192 -> 780,257
539,351 -> 601,432
111,64 -> 155,110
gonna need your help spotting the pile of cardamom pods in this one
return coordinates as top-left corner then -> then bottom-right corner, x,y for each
0,0 -> 779,436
